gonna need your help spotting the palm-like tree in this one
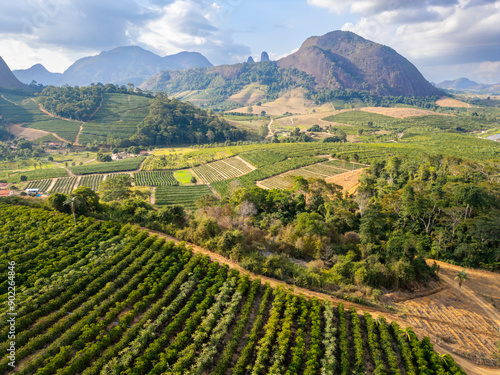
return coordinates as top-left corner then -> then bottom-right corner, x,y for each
64,196 -> 82,227
400,327 -> 413,341
455,269 -> 469,289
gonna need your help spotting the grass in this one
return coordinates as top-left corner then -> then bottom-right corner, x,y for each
174,170 -> 194,184
155,185 -> 213,210
69,157 -> 146,175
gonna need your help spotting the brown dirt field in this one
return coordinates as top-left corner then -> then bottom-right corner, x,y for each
359,106 -> 452,118
143,227 -> 500,374
5,123 -> 50,141
436,97 -> 473,108
391,260 -> 500,371
230,88 -> 334,116
325,168 -> 366,194
274,109 -> 342,130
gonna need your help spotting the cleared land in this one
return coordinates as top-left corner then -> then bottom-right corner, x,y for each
436,97 -> 473,108
258,159 -> 366,190
358,106 -> 451,118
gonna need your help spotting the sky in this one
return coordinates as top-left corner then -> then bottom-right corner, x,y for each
0,0 -> 499,84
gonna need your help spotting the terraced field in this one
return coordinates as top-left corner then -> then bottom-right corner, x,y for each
192,157 -> 254,183
259,159 -> 366,190
134,171 -> 179,186
155,185 -> 213,210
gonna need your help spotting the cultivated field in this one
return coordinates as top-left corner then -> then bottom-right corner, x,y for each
69,157 -> 146,175
436,97 -> 473,108
134,171 -> 179,186
0,204 -> 467,375
77,175 -> 104,191
155,185 -> 213,210
358,106 -> 450,118
191,157 -> 255,183
50,177 -> 78,194
258,159 -> 366,190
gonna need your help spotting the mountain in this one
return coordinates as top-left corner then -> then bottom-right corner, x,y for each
0,57 -> 30,91
277,31 -> 440,97
247,56 -> 255,63
436,78 -> 500,94
140,30 -> 441,109
13,64 -> 62,86
60,46 -> 213,86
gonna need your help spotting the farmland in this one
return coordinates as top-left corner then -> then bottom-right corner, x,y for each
155,185 -> 213,210
191,157 -> 254,183
26,179 -> 52,192
50,177 -> 78,194
69,157 -> 145,175
0,204 -> 467,375
258,159 -> 366,190
15,168 -> 68,182
78,93 -> 151,144
134,171 -> 179,186
77,175 -> 104,191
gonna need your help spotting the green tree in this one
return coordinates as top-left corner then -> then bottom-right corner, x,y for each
100,174 -> 133,202
455,269 -> 468,289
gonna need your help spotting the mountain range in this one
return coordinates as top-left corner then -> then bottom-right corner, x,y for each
13,46 -> 213,87
140,30 -> 441,107
436,78 -> 500,94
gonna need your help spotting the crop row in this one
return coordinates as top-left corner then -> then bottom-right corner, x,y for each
0,203 -> 467,375
192,157 -> 254,183
69,157 -> 146,175
50,177 -> 78,194
77,174 -> 104,191
26,179 -> 53,192
155,185 -> 213,210
133,171 -> 179,186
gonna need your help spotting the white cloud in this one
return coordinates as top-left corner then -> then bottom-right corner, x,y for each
138,0 -> 249,64
310,0 -> 500,82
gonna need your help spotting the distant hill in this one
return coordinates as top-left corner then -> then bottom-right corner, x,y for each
13,64 -> 62,86
13,46 -> 213,87
0,57 -> 30,91
141,31 -> 441,109
277,31 -> 440,97
436,77 -> 500,94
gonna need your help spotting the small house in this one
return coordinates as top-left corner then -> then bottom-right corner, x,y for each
0,190 -> 13,197
25,188 -> 40,196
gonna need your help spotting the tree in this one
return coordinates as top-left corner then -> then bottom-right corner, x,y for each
455,269 -> 469,289
20,175 -> 27,182
64,196 -> 83,227
100,174 -> 133,201
71,186 -> 100,213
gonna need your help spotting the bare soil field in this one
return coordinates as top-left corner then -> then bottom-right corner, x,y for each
325,168 -> 365,194
230,88 -> 334,116
5,123 -> 49,141
359,106 -> 452,118
390,260 -> 500,372
436,97 -> 474,108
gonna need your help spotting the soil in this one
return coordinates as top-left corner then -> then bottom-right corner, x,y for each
358,107 -> 453,118
325,168 -> 366,194
5,123 -> 51,141
436,97 -> 473,108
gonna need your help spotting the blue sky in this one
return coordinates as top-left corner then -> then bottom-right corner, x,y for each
0,0 -> 499,83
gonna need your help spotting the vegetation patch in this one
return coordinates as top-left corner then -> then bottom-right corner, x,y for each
156,185 -> 213,210
69,157 -> 146,175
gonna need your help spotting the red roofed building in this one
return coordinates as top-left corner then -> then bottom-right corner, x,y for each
0,190 -> 13,197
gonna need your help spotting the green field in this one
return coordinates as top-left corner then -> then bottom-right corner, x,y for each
0,203 -> 466,375
79,93 -> 151,144
69,157 -> 146,175
25,179 -> 53,192
77,174 -> 104,191
14,167 -> 68,182
155,185 -> 213,210
50,177 -> 78,194
173,170 -> 194,184
27,119 -> 81,143
134,171 -> 179,186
